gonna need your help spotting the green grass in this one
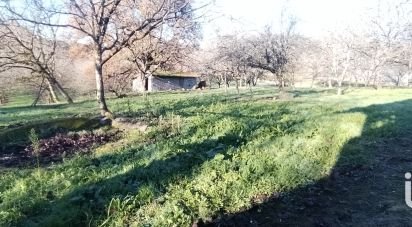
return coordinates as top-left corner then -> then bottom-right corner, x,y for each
1,87 -> 412,226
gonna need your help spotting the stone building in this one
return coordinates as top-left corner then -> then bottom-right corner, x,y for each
132,72 -> 200,92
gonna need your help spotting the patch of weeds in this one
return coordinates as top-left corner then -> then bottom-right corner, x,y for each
28,128 -> 41,169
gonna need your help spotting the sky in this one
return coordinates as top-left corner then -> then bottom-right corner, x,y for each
199,0 -> 398,47
7,0 -> 407,46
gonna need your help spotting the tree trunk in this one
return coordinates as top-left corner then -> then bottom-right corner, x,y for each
252,77 -> 258,86
373,73 -> 382,90
337,62 -> 349,95
95,53 -> 110,116
337,80 -> 343,95
141,75 -> 148,99
224,74 -> 228,93
395,73 -> 403,87
243,77 -> 246,87
46,78 -> 60,103
249,81 -> 253,95
310,75 -> 315,88
32,77 -> 46,106
328,77 -> 333,88
52,78 -> 73,104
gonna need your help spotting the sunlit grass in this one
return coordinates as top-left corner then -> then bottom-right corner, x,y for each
1,87 -> 412,226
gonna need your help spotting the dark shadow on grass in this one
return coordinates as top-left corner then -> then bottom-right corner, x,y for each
288,89 -> 335,97
0,100 -> 97,130
10,96 -> 306,226
13,134 -> 242,226
117,93 -> 251,119
204,99 -> 412,226
0,100 -> 92,113
115,88 -> 282,119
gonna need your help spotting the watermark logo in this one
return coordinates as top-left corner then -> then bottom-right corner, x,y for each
406,172 -> 412,208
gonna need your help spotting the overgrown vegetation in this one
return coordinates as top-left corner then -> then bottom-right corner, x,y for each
1,87 -> 412,226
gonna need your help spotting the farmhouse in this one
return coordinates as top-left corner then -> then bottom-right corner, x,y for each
132,72 -> 201,92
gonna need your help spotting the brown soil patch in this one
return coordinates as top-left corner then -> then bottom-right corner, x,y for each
0,131 -> 120,168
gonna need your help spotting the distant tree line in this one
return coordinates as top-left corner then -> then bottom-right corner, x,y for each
201,0 -> 412,95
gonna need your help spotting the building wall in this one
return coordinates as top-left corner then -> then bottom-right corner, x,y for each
132,75 -> 198,92
150,76 -> 198,91
132,79 -> 144,92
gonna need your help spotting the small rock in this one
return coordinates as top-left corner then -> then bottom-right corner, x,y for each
206,144 -> 225,157
99,117 -> 112,125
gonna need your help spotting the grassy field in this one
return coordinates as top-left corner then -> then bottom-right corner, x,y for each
1,87 -> 412,226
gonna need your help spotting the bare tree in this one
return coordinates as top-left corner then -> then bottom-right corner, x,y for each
201,37 -> 233,93
215,35 -> 248,94
323,31 -> 355,95
299,39 -> 326,88
1,0 -> 202,115
0,14 -> 73,105
246,69 -> 265,87
245,19 -> 297,90
358,0 -> 411,88
202,59 -> 226,89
